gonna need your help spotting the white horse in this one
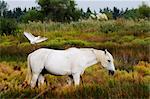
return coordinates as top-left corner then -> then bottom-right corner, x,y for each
90,14 -> 97,19
25,47 -> 115,88
96,13 -> 108,21
90,13 -> 108,21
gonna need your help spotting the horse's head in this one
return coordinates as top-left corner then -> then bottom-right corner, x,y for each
95,49 -> 115,75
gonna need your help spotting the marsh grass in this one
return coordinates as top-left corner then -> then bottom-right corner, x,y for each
0,19 -> 150,98
0,62 -> 149,98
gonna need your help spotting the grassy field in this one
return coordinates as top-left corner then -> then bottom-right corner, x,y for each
0,19 -> 150,98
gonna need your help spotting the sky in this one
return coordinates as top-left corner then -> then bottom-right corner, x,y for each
2,0 -> 150,12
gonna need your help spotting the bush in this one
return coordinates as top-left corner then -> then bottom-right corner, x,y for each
0,18 -> 18,35
138,3 -> 150,18
21,10 -> 44,23
99,21 -> 123,33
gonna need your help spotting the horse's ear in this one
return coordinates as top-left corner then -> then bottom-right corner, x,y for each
104,49 -> 107,54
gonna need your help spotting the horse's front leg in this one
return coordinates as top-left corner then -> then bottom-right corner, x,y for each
73,73 -> 80,85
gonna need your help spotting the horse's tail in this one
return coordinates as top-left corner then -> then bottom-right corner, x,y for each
25,54 -> 32,85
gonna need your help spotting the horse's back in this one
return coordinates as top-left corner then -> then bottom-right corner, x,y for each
28,48 -> 50,60
28,47 -> 79,59
29,47 -> 94,62
45,47 -> 81,67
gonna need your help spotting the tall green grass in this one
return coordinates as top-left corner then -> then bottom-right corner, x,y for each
0,19 -> 149,74
0,19 -> 149,98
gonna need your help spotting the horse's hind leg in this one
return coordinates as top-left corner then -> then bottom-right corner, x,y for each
67,75 -> 73,85
38,74 -> 45,87
30,73 -> 39,88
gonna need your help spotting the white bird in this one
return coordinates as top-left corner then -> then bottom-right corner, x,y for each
24,32 -> 48,44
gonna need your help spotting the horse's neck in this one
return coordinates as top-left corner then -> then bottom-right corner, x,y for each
85,59 -> 97,68
93,49 -> 104,61
85,49 -> 105,68
82,49 -> 99,69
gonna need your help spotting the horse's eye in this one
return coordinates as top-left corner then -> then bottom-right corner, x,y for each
108,60 -> 111,62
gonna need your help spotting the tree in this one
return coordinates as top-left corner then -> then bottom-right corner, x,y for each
13,7 -> 23,21
112,7 -> 120,19
21,9 -> 44,23
3,10 -> 13,18
0,17 -> 18,35
85,7 -> 92,18
0,0 -> 7,16
64,0 -> 82,22
138,2 -> 150,18
99,8 -> 102,13
37,0 -> 80,22
123,8 -> 140,20
80,8 -> 85,19
23,8 -> 27,13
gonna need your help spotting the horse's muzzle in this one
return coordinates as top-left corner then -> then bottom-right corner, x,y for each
109,70 -> 115,75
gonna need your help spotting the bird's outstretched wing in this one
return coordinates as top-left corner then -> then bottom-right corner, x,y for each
24,32 -> 35,41
35,37 -> 48,43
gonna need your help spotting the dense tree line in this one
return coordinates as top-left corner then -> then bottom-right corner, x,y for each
0,0 -> 150,23
0,0 -> 150,35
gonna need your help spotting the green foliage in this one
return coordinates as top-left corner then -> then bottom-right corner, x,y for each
123,3 -> 150,20
85,7 -> 92,19
132,39 -> 149,45
21,9 -> 44,23
0,19 -> 149,98
113,7 -> 122,19
1,1 -> 150,23
38,0 -> 81,22
0,18 -> 18,35
0,0 -> 7,16
11,7 -> 23,21
99,21 -> 117,33
121,36 -> 135,42
123,9 -> 140,19
138,2 -> 150,18
1,19 -> 149,58
4,7 -> 27,20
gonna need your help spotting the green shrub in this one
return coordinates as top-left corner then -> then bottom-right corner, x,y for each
21,10 -> 44,23
0,18 -> 18,35
118,35 -> 135,43
132,38 -> 149,45
130,22 -> 150,35
99,21 -> 124,33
